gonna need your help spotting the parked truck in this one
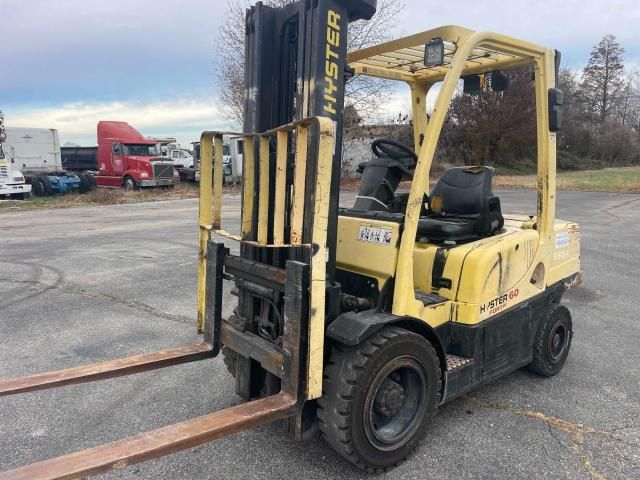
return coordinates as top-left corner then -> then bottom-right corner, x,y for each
167,148 -> 195,169
152,136 -> 199,182
0,110 -> 32,199
2,125 -> 92,196
61,146 -> 98,172
190,136 -> 240,184
96,121 -> 175,189
169,148 -> 198,182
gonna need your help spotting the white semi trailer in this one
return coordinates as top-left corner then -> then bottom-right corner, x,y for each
0,110 -> 32,199
3,126 -> 94,195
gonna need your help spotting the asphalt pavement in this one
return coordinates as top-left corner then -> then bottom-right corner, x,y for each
0,190 -> 639,479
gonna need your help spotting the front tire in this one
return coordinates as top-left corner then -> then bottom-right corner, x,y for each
528,305 -> 573,376
123,176 -> 137,191
318,327 -> 441,472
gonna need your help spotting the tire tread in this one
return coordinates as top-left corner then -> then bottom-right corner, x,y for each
528,304 -> 572,376
317,326 -> 441,473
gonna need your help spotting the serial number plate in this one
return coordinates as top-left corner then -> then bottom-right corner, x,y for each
357,225 -> 392,245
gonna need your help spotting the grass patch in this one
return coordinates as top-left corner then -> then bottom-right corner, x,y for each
494,163 -> 537,176
0,182 -> 235,212
494,166 -> 640,193
490,154 -> 607,176
348,166 -> 640,194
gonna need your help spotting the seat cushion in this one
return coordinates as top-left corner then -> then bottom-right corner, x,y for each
417,216 -> 479,242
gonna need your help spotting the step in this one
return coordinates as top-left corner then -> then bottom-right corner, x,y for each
446,354 -> 473,373
415,291 -> 448,305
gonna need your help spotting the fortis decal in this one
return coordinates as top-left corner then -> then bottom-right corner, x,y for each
324,10 -> 341,115
480,289 -> 519,316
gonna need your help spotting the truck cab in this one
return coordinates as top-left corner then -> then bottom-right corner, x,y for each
0,110 -> 31,199
0,110 -> 33,199
0,142 -> 32,199
168,148 -> 195,169
96,121 -> 175,189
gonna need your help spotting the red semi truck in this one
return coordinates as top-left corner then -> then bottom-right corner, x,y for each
96,121 -> 175,189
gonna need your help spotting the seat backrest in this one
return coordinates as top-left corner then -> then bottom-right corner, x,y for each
430,166 -> 495,216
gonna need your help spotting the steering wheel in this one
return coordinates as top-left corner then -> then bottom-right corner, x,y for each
371,138 -> 418,163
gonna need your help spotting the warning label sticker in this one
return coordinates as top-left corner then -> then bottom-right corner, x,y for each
555,232 -> 570,249
357,225 -> 392,245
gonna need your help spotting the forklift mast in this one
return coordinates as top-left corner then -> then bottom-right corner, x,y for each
243,0 -> 376,278
229,0 -> 377,400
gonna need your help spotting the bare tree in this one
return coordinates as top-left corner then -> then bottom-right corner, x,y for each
628,77 -> 640,138
214,0 -> 404,125
445,68 -> 537,168
557,67 -> 592,157
215,0 -> 250,124
581,35 -> 625,126
619,71 -> 640,127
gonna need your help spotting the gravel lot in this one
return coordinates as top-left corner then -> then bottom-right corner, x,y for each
1,190 -> 639,479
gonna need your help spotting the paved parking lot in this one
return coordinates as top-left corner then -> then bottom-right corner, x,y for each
1,190 -> 639,479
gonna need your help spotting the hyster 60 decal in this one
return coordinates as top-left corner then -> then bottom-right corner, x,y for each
480,289 -> 519,316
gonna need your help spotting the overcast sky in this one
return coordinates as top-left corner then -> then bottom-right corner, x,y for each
2,0 -> 639,146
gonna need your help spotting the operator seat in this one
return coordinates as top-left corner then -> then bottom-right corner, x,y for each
417,166 -> 504,243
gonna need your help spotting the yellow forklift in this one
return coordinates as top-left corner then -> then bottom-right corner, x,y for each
0,1 -> 581,477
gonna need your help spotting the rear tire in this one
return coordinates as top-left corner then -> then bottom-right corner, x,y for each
78,173 -> 92,193
30,176 -> 45,197
318,327 -> 441,472
528,305 -> 573,377
40,175 -> 54,196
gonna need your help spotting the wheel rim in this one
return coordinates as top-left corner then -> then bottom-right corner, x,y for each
125,179 -> 134,191
364,356 -> 428,451
548,323 -> 568,361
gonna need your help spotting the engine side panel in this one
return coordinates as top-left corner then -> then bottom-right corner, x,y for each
335,215 -> 401,289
